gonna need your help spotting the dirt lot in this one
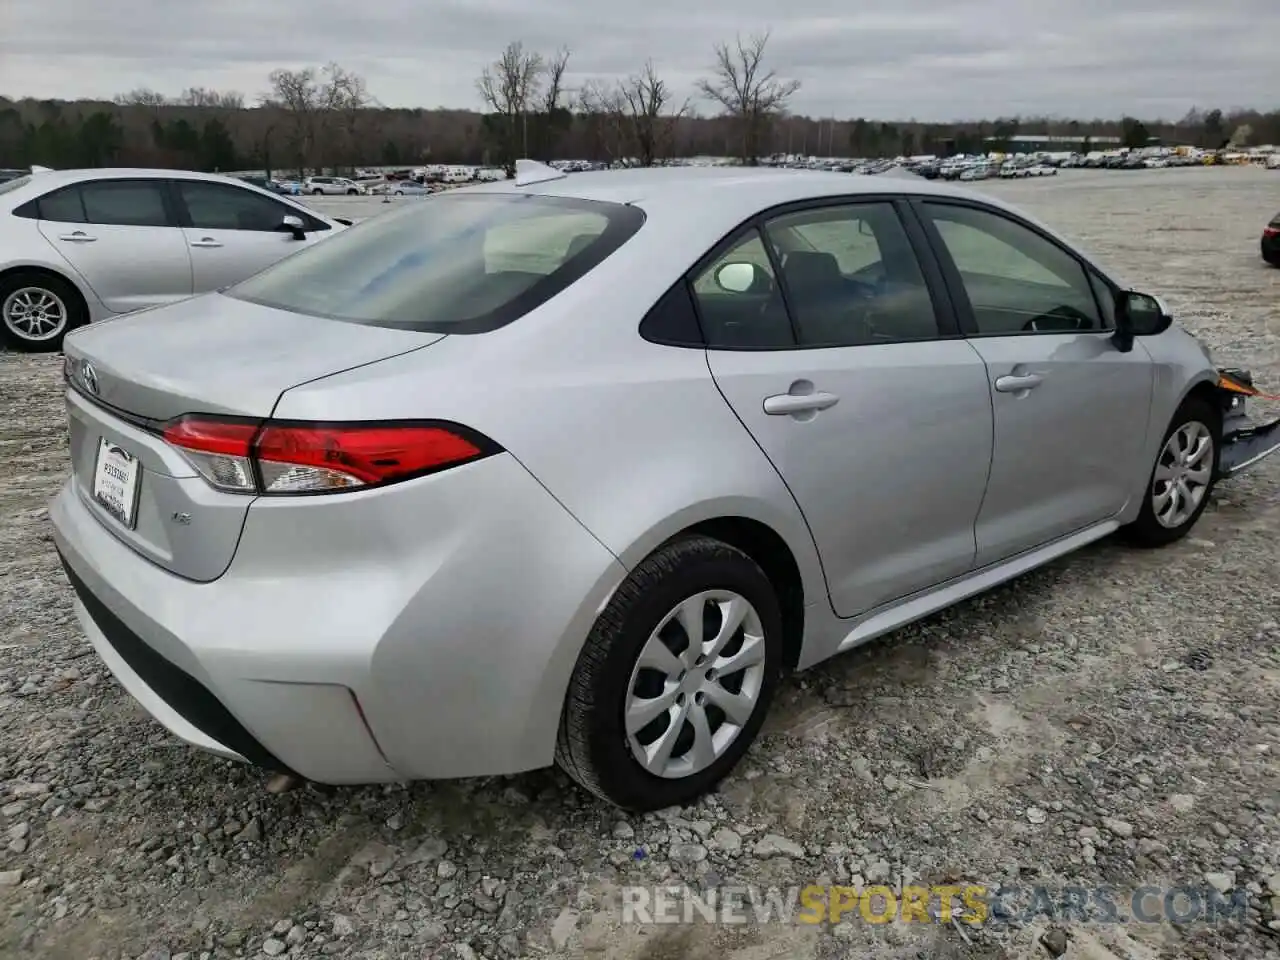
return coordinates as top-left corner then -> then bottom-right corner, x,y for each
1,166 -> 1279,960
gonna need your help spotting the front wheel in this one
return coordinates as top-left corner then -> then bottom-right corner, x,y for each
311,188 -> 323,195
556,536 -> 783,811
1122,395 -> 1220,547
346,189 -> 358,195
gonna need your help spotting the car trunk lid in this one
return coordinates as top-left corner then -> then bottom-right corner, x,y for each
62,293 -> 443,581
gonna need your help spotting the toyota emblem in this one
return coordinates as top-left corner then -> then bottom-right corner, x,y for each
80,360 -> 98,395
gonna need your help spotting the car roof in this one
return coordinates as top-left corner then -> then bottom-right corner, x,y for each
15,167 -> 275,189
460,165 -> 992,217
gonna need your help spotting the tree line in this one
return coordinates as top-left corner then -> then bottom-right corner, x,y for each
1,32 -> 1275,177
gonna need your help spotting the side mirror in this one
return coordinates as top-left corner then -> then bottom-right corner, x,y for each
1113,290 -> 1172,352
714,261 -> 763,294
281,214 -> 306,241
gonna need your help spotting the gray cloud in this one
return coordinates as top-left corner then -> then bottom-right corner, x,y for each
1,0 -> 1276,121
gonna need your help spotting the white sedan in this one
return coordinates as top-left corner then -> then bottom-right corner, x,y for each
0,168 -> 347,350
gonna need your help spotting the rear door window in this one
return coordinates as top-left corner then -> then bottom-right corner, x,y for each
227,193 -> 645,333
80,180 -> 171,227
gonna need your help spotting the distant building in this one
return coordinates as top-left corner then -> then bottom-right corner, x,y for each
983,134 -> 1124,154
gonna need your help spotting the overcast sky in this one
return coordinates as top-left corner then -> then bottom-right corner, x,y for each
2,0 -> 1277,121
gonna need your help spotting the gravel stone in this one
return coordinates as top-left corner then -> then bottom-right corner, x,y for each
751,834 -> 805,858
1,168 -> 1279,958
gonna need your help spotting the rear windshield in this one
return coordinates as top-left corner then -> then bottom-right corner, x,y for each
227,193 -> 645,333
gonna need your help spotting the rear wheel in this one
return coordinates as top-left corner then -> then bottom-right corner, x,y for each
556,535 -> 783,811
312,188 -> 323,195
1122,395 -> 1220,547
0,271 -> 88,352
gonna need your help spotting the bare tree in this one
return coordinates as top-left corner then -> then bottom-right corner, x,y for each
476,41 -> 545,175
618,61 -> 688,166
114,88 -> 168,108
696,31 -> 800,165
579,62 -> 688,167
178,87 -> 245,110
578,80 -> 628,163
265,68 -> 323,175
319,62 -> 373,173
541,47 -> 570,115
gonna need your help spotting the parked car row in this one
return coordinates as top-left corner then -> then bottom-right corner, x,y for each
0,168 -> 350,349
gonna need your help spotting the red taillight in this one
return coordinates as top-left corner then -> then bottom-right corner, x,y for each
162,416 -> 497,495
1264,227 -> 1280,239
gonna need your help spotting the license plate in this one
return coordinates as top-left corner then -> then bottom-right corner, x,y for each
92,436 -> 141,529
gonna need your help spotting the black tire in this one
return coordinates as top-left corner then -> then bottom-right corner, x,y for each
555,535 -> 783,811
1121,394 -> 1221,548
312,188 -> 323,195
0,270 -> 88,353
346,189 -> 358,195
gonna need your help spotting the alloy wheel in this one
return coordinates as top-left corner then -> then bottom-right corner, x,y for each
2,286 -> 67,343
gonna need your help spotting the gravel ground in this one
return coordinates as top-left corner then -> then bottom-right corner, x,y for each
2,166 -> 1279,960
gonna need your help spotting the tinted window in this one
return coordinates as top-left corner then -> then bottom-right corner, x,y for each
689,229 -> 793,349
178,181 -> 293,232
924,203 -> 1102,335
764,203 -> 939,346
81,180 -> 170,227
640,281 -> 703,346
227,193 -> 645,333
36,187 -> 87,223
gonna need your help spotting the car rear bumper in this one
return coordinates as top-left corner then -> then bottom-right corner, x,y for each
50,452 -> 628,784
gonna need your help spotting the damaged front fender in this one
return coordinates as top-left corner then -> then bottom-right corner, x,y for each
1214,368 -> 1280,478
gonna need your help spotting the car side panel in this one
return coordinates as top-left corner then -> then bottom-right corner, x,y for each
0,216 -> 115,321
1122,326 -> 1222,516
273,329 -> 827,601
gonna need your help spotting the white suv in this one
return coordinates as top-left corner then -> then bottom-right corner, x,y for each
303,176 -> 365,196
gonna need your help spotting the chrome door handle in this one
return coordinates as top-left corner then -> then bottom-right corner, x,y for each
763,391 -> 840,415
58,231 -> 96,242
994,373 -> 1044,393
189,238 -> 223,248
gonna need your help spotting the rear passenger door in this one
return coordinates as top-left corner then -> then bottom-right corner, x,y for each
34,178 -> 193,313
699,198 -> 995,619
916,199 -> 1153,565
172,179 -> 331,293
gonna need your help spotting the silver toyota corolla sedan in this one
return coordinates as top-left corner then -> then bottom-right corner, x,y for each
49,162 -> 1279,811
0,168 -> 347,351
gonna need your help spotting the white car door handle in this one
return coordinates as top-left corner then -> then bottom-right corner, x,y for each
58,231 -> 96,242
763,391 -> 840,415
994,373 -> 1044,392
189,238 -> 223,248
